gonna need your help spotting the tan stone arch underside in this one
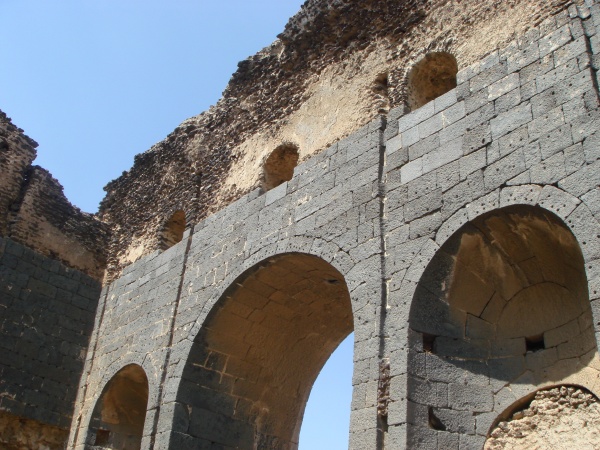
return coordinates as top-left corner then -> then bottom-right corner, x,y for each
176,252 -> 354,449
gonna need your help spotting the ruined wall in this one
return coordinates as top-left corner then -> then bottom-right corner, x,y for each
0,236 -> 101,449
0,111 -> 37,237
485,386 -> 600,449
70,3 -> 600,448
0,110 -> 109,280
98,0 -> 580,280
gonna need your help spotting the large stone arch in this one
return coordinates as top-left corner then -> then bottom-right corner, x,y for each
170,252 -> 355,449
85,364 -> 150,450
404,198 -> 600,448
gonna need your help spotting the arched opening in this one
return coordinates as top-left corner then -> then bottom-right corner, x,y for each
174,253 -> 354,449
262,143 -> 299,192
406,52 -> 458,111
407,205 -> 597,446
485,385 -> 600,449
160,210 -> 186,250
87,364 -> 149,450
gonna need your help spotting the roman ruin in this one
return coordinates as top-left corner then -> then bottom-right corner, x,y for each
1,0 -> 600,448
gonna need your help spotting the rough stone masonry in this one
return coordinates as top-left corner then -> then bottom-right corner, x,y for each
1,0 -> 600,449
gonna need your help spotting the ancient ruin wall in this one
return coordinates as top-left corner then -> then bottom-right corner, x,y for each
0,237 -> 101,449
70,3 -> 600,447
99,0 -> 579,280
0,111 -> 37,236
0,110 -> 108,280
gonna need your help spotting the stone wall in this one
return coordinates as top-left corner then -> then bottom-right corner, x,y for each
0,110 -> 109,280
97,0 -> 578,281
0,111 -> 37,237
0,237 -> 101,448
69,4 -> 600,448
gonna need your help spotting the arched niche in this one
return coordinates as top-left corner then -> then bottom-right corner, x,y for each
160,210 -> 186,250
262,143 -> 299,192
406,205 -> 598,447
87,364 -> 149,450
173,253 -> 354,449
406,52 -> 458,111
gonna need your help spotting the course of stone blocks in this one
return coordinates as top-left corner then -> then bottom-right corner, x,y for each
1,1 -> 600,449
60,3 -> 600,449
0,237 -> 100,448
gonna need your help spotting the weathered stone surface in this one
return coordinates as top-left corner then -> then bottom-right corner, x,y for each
485,387 -> 600,450
2,1 -> 600,450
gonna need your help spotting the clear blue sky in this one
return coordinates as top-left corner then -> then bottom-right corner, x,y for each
1,2 -> 353,448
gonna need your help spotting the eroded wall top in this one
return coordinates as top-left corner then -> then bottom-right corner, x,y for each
0,110 -> 109,280
98,0 -> 578,281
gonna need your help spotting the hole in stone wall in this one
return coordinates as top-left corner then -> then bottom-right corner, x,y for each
262,143 -> 299,192
160,210 -> 186,250
428,407 -> 446,431
94,429 -> 111,446
422,333 -> 436,353
406,52 -> 458,111
525,334 -> 545,352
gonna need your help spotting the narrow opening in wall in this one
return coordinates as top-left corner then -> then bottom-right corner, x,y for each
525,334 -> 545,352
428,407 -> 446,431
406,52 -> 458,111
94,429 -> 111,446
160,210 -> 186,250
422,332 -> 436,353
262,143 -> 299,192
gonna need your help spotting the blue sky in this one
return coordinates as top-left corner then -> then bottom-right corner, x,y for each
1,1 -> 353,448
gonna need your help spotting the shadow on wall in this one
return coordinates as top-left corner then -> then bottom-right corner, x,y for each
86,364 -> 149,450
171,253 -> 354,449
406,205 -> 597,445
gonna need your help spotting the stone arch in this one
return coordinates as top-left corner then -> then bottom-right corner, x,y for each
262,143 -> 299,192
406,52 -> 458,111
405,204 -> 599,448
86,364 -> 149,450
160,210 -> 186,250
172,252 -> 354,449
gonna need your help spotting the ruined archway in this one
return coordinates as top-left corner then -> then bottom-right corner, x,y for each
406,205 -> 598,447
262,143 -> 299,192
406,52 -> 458,111
87,364 -> 149,450
173,253 -> 354,449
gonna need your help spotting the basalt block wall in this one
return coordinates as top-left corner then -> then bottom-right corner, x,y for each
0,236 -> 101,449
0,111 -> 109,280
97,0 -> 577,282
67,4 -> 600,450
0,112 -> 107,447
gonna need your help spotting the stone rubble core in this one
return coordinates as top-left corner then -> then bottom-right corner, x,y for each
485,386 -> 600,449
1,0 -> 600,449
